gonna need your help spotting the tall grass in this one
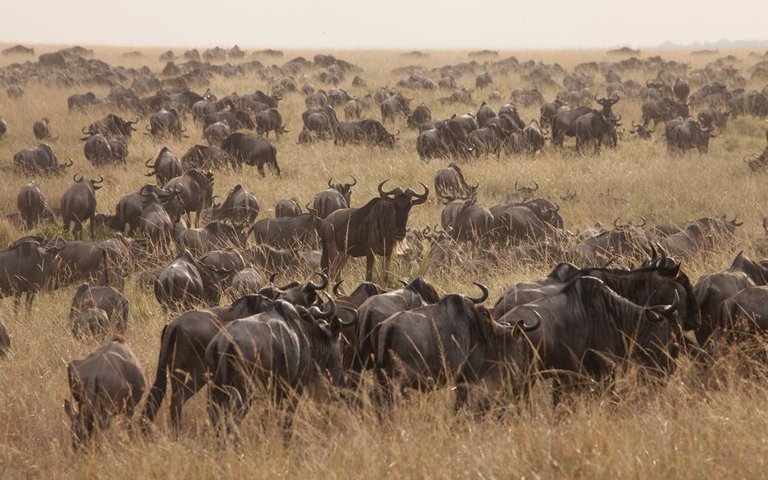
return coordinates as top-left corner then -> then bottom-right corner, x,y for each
0,45 -> 767,478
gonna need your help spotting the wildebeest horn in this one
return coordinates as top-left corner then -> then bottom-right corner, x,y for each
348,176 -> 357,187
332,280 -> 344,297
268,272 -> 279,284
553,202 -> 560,213
655,242 -> 667,266
73,174 -> 83,183
93,175 -> 104,184
393,130 -> 400,136
648,242 -> 658,263
81,126 -> 89,134
328,177 -> 334,188
307,272 -> 328,291
335,306 -> 358,326
144,157 -> 154,168
410,182 -> 429,205
129,118 -> 139,124
378,180 -> 397,199
63,159 -> 74,168
614,114 -> 622,123
731,215 -> 743,227
399,279 -> 408,287
532,181 -> 539,192
468,282 -> 489,304
650,290 -> 679,318
613,217 -> 621,228
307,293 -> 336,320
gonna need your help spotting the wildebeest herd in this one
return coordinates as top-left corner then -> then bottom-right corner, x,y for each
2,44 -> 768,455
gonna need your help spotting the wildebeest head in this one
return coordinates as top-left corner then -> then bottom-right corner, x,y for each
378,180 -> 429,241
328,176 -> 356,206
73,173 -> 104,192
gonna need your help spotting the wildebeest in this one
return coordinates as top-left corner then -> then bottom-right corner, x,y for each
163,169 -> 214,227
209,184 -> 260,224
13,144 -> 73,175
33,118 -> 55,140
573,112 -> 619,153
249,212 -> 319,249
61,174 -> 103,240
665,118 -> 715,154
319,180 -> 429,282
68,92 -> 100,111
180,144 -> 233,170
674,77 -> 691,102
434,163 -> 478,201
203,121 -> 231,146
203,109 -> 256,131
145,147 -> 182,186
406,103 -> 432,129
539,99 -> 568,128
153,250 -> 225,311
221,132 -> 280,176
56,240 -> 108,285
255,108 -> 287,138
0,317 -> 9,356
64,337 -> 145,449
0,238 -> 63,315
82,114 -> 138,138
69,283 -> 129,338
313,177 -> 356,218
380,94 -> 411,123
727,90 -> 768,117
82,134 -> 126,166
147,108 -> 186,140
697,106 -> 729,130
275,198 -> 303,218
641,98 -> 690,129
16,182 -> 55,229
344,99 -> 363,120
499,275 -> 679,404
205,299 -> 343,435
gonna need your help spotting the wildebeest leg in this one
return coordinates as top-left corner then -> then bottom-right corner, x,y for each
365,253 -> 375,282
169,371 -> 204,435
90,218 -> 95,240
257,164 -> 265,177
194,210 -> 200,228
25,292 -> 34,315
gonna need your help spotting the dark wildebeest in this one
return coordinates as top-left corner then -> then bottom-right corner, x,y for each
221,132 -> 280,176
697,107 -> 729,130
249,213 -> 318,249
727,90 -> 768,118
147,108 -> 186,140
499,275 -> 679,405
313,177 -> 356,218
674,77 -> 690,102
209,184 -> 260,224
355,119 -> 398,148
344,99 -> 363,120
0,238 -> 63,315
406,103 -> 432,129
275,198 -> 302,217
203,109 -> 256,131
56,240 -> 107,285
641,98 -> 689,129
17,182 -> 55,229
163,169 -> 214,227
153,250 -> 225,312
255,108 -> 287,138
540,99 -> 568,128
81,134 -> 114,166
319,180 -> 429,282
476,102 -> 497,128
0,317 -> 9,356
145,147 -> 182,186
380,94 -> 411,123
434,163 -> 478,201
573,112 -> 619,153
13,144 -> 73,175
64,337 -> 145,450
693,252 -> 768,347
82,114 -> 138,138
69,283 -> 129,338
373,284 -> 538,410
68,92 -> 100,111
665,118 -> 715,154
205,299 -> 344,436
180,144 -> 233,170
33,118 -> 55,140
61,174 -> 103,240
203,121 -> 231,146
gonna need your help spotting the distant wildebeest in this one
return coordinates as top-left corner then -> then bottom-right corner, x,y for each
0,237 -> 63,315
60,174 -> 103,240
33,118 -> 55,140
221,133 -> 280,176
255,108 -> 288,138
209,184 -> 260,224
64,337 -> 145,449
13,144 -> 73,175
82,114 -> 138,138
313,177 -> 356,218
163,169 -> 215,227
203,121 -> 231,146
147,108 -> 186,140
145,147 -> 182,186
69,283 -> 129,338
16,182 -> 55,229
275,198 -> 302,218
319,180 -> 429,282
434,163 -> 478,201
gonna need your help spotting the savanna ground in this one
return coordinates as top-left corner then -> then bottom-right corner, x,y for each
0,45 -> 768,478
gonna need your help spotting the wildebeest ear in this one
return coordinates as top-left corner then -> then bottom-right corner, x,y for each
659,262 -> 681,278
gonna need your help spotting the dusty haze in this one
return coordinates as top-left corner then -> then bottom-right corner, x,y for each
1,0 -> 766,49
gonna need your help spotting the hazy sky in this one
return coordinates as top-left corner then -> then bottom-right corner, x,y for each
1,0 -> 766,50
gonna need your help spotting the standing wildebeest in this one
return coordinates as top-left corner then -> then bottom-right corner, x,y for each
33,118 -> 55,140
641,98 -> 690,129
380,94 -> 411,123
13,144 -> 73,175
17,182 -> 55,229
249,212 -> 319,249
163,169 -> 214,227
313,177 -> 356,218
68,92 -> 100,111
0,238 -> 63,315
540,99 -> 568,128
275,198 -> 303,218
499,275 -> 679,405
406,103 -> 432,129
476,102 -> 497,128
697,107 -> 729,130
203,121 -> 231,146
180,144 -> 233,170
61,174 -> 103,240
147,108 -> 186,140
255,108 -> 287,138
145,147 -> 182,186
205,299 -> 343,435
674,77 -> 690,102
344,99 -> 363,120
153,250 -> 223,311
82,134 -> 123,166
69,283 -> 129,338
665,118 -> 715,154
82,114 -> 138,138
434,163 -> 478,201
573,112 -> 619,153
319,180 -> 429,282
64,337 -> 145,450
221,132 -> 280,176
209,184 -> 260,224
56,240 -> 108,285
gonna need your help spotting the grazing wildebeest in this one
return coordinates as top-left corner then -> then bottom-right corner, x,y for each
641,98 -> 689,129
145,147 -> 182,186
13,144 -> 73,175
275,198 -> 303,218
56,240 -> 108,285
573,112 -> 619,153
61,174 -> 103,240
180,144 -> 233,170
221,132 -> 280,176
0,238 -> 63,315
434,163 -> 478,201
69,283 -> 129,338
313,177 -> 356,218
64,337 -> 145,449
209,184 -> 260,224
203,121 -> 231,146
163,169 -> 214,227
380,94 -> 411,123
249,212 -> 319,249
665,118 -> 715,154
255,108 -> 288,138
205,299 -> 343,436
16,182 -> 55,229
82,114 -> 138,138
147,108 -> 186,139
153,250 -> 224,311
406,103 -> 432,129
33,118 -> 54,140
498,275 -> 679,405
319,180 -> 429,282
68,92 -> 100,111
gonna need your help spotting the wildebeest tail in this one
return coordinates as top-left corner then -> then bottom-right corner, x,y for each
142,324 -> 176,423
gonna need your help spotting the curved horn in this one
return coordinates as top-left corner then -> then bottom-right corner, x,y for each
328,177 -> 334,188
648,242 -> 658,263
307,293 -> 336,320
411,182 -> 429,205
613,217 -> 621,228
306,272 -> 329,292
468,282 -> 489,304
522,309 -> 543,332
553,202 -> 560,213
348,176 -> 357,187
532,181 -> 539,192
335,306 -> 358,326
93,175 -> 104,184
651,290 -> 679,318
144,157 -> 154,168
268,272 -> 279,284
73,174 -> 83,183
378,180 -> 397,199
63,159 -> 74,168
332,280 -> 344,297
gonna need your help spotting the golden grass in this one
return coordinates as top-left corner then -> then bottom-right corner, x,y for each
0,44 -> 767,478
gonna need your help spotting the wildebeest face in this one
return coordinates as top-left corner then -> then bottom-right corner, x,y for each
378,181 -> 429,241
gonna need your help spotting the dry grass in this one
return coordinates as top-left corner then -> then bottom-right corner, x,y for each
0,45 -> 768,478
